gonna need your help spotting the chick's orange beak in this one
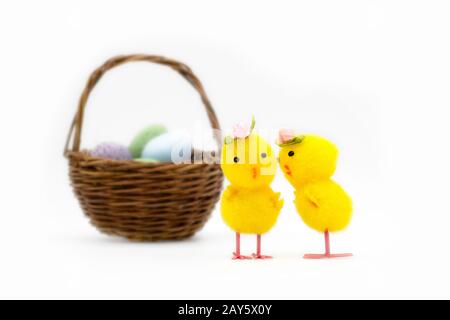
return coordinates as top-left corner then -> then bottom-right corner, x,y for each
284,165 -> 292,176
252,167 -> 259,179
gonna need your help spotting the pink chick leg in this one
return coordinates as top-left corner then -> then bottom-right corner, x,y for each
232,233 -> 251,260
252,235 -> 273,259
303,230 -> 353,259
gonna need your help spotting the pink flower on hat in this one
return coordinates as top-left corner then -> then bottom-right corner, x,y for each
232,122 -> 252,139
278,128 -> 296,144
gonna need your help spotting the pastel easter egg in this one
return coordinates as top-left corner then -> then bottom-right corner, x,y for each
90,142 -> 133,161
141,132 -> 192,163
128,124 -> 167,158
134,158 -> 159,163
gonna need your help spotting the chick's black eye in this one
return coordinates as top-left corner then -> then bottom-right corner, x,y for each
288,151 -> 295,157
261,152 -> 267,159
233,157 -> 240,163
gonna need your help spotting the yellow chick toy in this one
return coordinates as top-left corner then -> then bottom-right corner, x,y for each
221,119 -> 283,260
277,129 -> 353,259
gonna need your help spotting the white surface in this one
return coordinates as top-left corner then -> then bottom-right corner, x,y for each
1,0 -> 450,299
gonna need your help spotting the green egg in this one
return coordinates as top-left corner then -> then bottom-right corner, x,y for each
134,158 -> 159,163
128,124 -> 167,158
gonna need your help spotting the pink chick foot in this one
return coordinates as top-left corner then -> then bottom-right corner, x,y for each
232,252 -> 252,260
304,231 -> 353,259
303,253 -> 353,259
252,253 -> 273,260
252,235 -> 272,259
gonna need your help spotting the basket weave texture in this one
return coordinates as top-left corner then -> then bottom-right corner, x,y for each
65,55 -> 224,241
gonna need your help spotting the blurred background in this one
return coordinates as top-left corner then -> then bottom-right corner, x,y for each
0,0 -> 449,299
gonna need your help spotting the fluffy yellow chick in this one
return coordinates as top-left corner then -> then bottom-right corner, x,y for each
278,131 -> 352,259
221,122 -> 283,260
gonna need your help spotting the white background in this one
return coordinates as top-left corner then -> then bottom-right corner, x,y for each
1,0 -> 449,300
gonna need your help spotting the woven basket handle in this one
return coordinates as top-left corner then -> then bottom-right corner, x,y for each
64,54 -> 222,156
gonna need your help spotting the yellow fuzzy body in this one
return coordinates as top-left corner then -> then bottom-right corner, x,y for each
221,186 -> 283,234
279,134 -> 353,233
295,180 -> 352,232
220,133 -> 283,235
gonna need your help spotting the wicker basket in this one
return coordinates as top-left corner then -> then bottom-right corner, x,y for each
64,55 -> 224,241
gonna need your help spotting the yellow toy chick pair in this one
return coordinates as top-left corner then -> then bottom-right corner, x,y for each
221,119 -> 284,259
220,119 -> 353,260
278,129 -> 353,259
